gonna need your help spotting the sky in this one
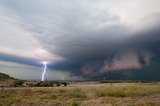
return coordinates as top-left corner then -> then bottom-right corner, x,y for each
0,0 -> 160,80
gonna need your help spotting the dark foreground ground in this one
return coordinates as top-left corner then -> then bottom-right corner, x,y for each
1,82 -> 160,106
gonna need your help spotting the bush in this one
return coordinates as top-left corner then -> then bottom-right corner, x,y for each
13,80 -> 25,87
55,82 -> 60,87
35,81 -> 52,87
71,101 -> 79,106
61,82 -> 69,86
35,81 -> 69,87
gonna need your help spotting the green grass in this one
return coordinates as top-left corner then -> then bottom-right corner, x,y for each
0,83 -> 160,106
88,84 -> 160,97
72,87 -> 82,93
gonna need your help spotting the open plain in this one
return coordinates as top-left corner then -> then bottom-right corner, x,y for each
1,82 -> 160,106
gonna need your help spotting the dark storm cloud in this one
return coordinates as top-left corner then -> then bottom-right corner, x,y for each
1,0 -> 160,79
0,53 -> 41,66
42,13 -> 160,77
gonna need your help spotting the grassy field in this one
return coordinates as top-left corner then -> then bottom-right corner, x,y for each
0,83 -> 160,106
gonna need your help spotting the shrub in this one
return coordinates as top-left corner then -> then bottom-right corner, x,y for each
35,81 -> 69,87
61,82 -> 69,86
13,80 -> 25,87
71,101 -> 79,106
55,82 -> 60,87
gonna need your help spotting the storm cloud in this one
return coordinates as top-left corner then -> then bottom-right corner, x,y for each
0,0 -> 160,80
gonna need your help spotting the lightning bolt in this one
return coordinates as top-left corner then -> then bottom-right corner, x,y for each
41,61 -> 48,81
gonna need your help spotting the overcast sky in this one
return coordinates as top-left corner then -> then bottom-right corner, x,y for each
0,0 -> 160,80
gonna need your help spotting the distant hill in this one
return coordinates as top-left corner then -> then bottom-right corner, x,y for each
0,72 -> 15,80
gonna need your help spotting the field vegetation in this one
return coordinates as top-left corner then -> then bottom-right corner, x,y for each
1,83 -> 160,106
